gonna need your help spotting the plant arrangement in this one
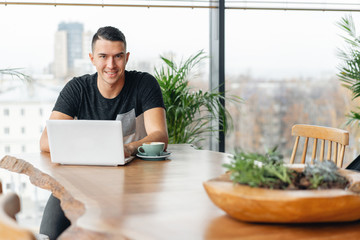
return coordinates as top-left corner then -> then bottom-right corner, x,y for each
337,15 -> 360,126
154,50 -> 242,146
223,147 -> 349,190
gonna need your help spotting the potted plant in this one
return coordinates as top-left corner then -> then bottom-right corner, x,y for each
154,50 -> 242,147
203,148 -> 360,223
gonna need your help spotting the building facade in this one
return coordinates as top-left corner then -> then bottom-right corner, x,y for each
58,22 -> 83,71
54,22 -> 94,80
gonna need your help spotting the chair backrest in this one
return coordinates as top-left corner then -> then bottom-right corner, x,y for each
0,181 -> 36,240
289,124 -> 349,168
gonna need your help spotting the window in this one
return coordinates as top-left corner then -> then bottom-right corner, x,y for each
3,108 -> 9,116
20,108 -> 25,116
4,127 -> 10,135
21,127 -> 26,134
225,10 -> 356,166
39,108 -> 43,116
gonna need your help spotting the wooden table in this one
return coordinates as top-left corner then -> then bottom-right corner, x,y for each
1,144 -> 360,240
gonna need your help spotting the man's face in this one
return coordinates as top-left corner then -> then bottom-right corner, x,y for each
89,38 -> 129,87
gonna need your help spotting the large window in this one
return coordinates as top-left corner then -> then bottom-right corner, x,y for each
225,10 -> 360,166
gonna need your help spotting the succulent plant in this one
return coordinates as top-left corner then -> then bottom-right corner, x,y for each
304,160 -> 348,189
224,148 -> 349,190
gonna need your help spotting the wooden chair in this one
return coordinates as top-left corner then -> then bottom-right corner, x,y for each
0,181 -> 36,240
289,124 -> 349,168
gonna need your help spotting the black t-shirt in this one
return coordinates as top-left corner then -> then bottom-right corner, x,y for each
53,70 -> 165,142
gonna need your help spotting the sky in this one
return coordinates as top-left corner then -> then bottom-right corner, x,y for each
0,4 -> 359,80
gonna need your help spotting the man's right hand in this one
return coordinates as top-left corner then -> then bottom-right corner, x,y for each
124,143 -> 136,157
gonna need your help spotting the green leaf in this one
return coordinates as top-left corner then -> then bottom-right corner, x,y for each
336,15 -> 360,125
0,68 -> 33,84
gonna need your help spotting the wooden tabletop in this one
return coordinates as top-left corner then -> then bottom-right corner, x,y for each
1,144 -> 360,240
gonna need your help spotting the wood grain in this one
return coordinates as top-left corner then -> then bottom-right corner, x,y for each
1,144 -> 360,240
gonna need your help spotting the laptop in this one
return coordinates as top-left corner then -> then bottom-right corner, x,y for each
46,120 -> 134,166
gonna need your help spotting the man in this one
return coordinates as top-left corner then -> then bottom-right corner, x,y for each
39,26 -> 168,239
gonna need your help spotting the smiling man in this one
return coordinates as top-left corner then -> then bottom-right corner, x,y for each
40,26 -> 168,157
39,26 -> 168,239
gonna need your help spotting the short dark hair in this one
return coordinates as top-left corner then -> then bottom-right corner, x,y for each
91,26 -> 127,52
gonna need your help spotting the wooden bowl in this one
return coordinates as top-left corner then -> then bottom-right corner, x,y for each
203,168 -> 360,223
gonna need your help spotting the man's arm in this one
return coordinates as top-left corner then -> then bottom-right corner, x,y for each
40,111 -> 74,152
124,107 -> 168,157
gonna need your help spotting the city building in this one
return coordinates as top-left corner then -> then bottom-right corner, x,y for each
58,22 -> 83,73
0,78 -> 59,156
54,30 -> 68,80
0,76 -> 61,232
54,22 -> 94,80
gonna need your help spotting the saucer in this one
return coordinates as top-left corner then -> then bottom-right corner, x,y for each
136,152 -> 171,161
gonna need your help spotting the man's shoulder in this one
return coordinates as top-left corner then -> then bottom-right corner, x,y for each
126,70 -> 158,90
66,73 -> 97,88
126,70 -> 155,81
70,73 -> 96,83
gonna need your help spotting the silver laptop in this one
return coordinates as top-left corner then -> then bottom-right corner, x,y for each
46,120 -> 134,166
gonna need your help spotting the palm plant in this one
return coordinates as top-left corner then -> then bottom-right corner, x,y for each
337,15 -> 360,126
154,50 -> 242,146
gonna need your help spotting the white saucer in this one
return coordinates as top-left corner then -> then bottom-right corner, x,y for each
136,152 -> 171,161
